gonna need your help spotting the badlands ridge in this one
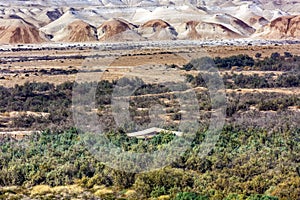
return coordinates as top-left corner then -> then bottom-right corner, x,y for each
0,0 -> 300,44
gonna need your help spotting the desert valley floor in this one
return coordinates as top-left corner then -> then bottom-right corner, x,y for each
1,40 -> 300,87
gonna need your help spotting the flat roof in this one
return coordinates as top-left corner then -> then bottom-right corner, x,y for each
127,127 -> 183,138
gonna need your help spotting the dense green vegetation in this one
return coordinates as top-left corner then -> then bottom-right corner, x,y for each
0,126 -> 299,199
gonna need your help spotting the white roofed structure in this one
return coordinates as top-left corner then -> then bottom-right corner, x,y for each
127,127 -> 183,138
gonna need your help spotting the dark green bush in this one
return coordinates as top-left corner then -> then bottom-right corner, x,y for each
175,192 -> 208,200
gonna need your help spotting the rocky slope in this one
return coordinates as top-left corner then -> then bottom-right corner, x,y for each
255,15 -> 300,39
54,19 -> 98,42
0,19 -> 48,44
0,0 -> 299,43
97,18 -> 144,41
139,19 -> 177,40
178,21 -> 242,40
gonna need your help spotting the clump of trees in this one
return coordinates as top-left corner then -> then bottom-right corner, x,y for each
255,52 -> 300,71
187,71 -> 300,89
0,125 -> 299,199
214,54 -> 255,69
182,52 -> 300,71
183,54 -> 254,71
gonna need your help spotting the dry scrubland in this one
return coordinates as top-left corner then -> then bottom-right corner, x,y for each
1,43 -> 300,87
0,42 -> 299,132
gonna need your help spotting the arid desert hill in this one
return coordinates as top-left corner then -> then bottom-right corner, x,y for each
255,15 -> 300,39
248,16 -> 269,29
209,14 -> 256,37
0,0 -> 299,43
178,21 -> 242,40
40,10 -> 81,36
0,18 -> 48,44
178,21 -> 202,40
139,19 -> 178,40
54,19 -> 98,42
97,18 -> 144,41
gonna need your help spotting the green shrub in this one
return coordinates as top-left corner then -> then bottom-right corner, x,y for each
175,192 -> 208,200
246,194 -> 278,200
150,186 -> 167,198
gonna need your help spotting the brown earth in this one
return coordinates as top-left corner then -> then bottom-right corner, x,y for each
0,19 -> 48,44
110,53 -> 188,66
226,88 -> 300,95
260,15 -> 300,38
288,15 -> 300,37
180,19 -> 254,40
139,19 -> 177,40
0,44 -> 300,88
97,18 -> 139,41
230,15 -> 256,36
183,21 -> 202,39
249,16 -> 269,26
58,20 -> 98,42
141,19 -> 171,29
198,22 -> 242,39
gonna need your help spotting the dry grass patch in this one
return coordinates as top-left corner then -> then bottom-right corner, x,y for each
51,185 -> 84,194
94,188 -> 114,195
30,184 -> 84,197
157,195 -> 171,200
124,189 -> 137,198
31,185 -> 52,196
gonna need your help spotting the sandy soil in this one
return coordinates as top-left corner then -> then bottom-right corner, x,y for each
226,88 -> 300,95
0,43 -> 300,88
204,44 -> 300,58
